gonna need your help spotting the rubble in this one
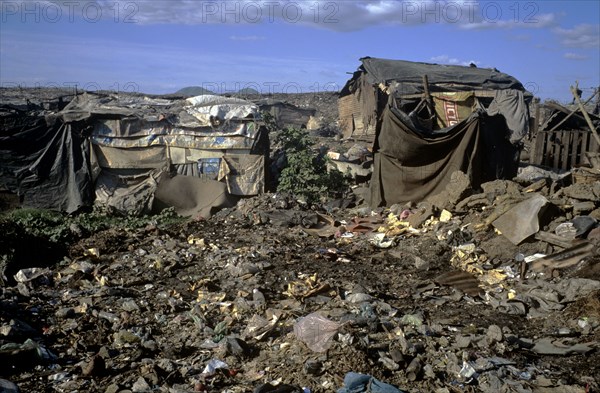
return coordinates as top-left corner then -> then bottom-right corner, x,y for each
1,89 -> 600,393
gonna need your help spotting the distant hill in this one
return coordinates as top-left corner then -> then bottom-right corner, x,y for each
237,87 -> 261,95
174,86 -> 215,96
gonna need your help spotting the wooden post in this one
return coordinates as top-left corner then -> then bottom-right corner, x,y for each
422,74 -> 434,119
570,85 -> 600,149
549,91 -> 598,132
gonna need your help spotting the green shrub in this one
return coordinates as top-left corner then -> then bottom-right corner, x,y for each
266,112 -> 349,204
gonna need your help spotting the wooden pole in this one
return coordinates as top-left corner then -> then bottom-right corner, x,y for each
422,74 -> 434,118
570,85 -> 600,148
548,91 -> 598,132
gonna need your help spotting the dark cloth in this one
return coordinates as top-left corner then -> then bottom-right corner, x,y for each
370,107 -> 482,207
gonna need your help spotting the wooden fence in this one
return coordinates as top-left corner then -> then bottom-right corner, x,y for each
531,130 -> 600,170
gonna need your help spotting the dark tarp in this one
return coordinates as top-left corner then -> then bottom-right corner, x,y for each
358,57 -> 525,95
370,107 -> 483,207
370,106 -> 521,207
0,107 -> 93,212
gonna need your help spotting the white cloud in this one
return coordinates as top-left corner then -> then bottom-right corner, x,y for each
553,24 -> 600,48
9,0 -> 560,32
430,55 -> 480,67
460,12 -> 556,30
563,52 -> 589,61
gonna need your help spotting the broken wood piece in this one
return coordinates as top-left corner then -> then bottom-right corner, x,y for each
534,231 -> 575,249
548,91 -> 598,132
529,241 -> 594,274
570,85 -> 600,148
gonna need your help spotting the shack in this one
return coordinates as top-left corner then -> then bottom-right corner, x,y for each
0,92 -> 268,216
339,57 -> 533,207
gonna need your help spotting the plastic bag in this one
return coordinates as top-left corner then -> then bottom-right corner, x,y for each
293,312 -> 340,352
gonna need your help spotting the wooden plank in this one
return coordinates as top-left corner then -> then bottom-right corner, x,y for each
532,132 -> 545,165
543,132 -> 552,167
534,231 -> 575,249
590,130 -> 600,153
571,85 -> 600,147
561,131 -> 571,170
570,130 -> 581,169
553,131 -> 561,169
581,131 -> 590,164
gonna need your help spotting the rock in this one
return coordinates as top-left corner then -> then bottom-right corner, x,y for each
220,337 -> 250,357
589,208 -> 600,220
345,293 -> 373,303
55,307 -> 76,318
113,330 -> 141,347
456,335 -> 472,348
131,376 -> 150,392
414,256 -> 430,271
156,359 -> 176,373
560,182 -> 600,201
573,201 -> 596,215
303,359 -> 323,375
407,202 -> 434,228
104,384 -> 119,393
486,325 -> 503,345
428,171 -> 472,210
572,216 -> 597,237
481,179 -> 522,197
82,354 -> 106,377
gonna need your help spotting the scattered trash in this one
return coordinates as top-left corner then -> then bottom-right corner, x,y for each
337,372 -> 406,393
293,313 -> 340,352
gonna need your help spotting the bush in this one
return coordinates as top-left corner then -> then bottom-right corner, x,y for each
266,113 -> 349,204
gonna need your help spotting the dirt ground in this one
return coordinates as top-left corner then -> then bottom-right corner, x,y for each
1,195 -> 599,392
1,88 -> 599,392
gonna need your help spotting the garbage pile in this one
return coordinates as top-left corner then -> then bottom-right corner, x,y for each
1,168 -> 599,392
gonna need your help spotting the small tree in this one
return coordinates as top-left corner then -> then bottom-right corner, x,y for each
265,112 -> 348,204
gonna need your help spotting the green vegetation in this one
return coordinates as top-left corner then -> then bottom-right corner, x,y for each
264,112 -> 349,204
1,206 -> 185,245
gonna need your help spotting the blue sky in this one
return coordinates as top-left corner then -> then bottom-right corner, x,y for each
0,0 -> 598,101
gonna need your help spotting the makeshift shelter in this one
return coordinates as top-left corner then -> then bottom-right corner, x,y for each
339,57 -> 532,207
0,93 -> 268,216
255,99 -> 317,129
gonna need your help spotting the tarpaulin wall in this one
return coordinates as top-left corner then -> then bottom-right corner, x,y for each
0,108 -> 93,212
369,107 -> 482,207
370,105 -> 522,207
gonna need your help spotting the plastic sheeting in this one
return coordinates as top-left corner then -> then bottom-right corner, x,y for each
359,57 -> 525,95
94,169 -> 160,215
185,95 -> 259,124
0,108 -> 93,212
218,155 -> 265,196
